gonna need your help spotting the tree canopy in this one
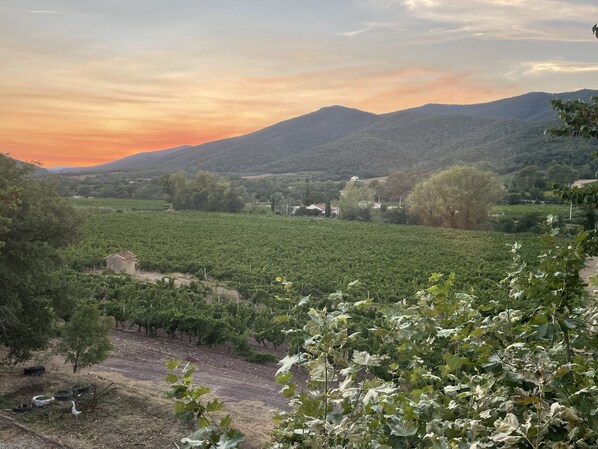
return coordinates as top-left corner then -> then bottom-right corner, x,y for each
549,96 -> 598,210
377,170 -> 417,203
57,302 -> 115,373
548,96 -> 598,140
163,171 -> 247,213
338,182 -> 374,221
407,165 -> 503,230
0,154 -> 81,362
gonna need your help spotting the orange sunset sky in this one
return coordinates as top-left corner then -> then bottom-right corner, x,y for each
2,0 -> 598,167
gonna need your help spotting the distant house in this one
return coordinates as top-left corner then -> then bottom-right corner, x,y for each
292,203 -> 338,217
105,251 -> 137,275
350,176 -> 360,182
306,204 -> 325,215
313,203 -> 338,217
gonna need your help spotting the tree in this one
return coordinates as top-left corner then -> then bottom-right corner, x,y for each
548,96 -> 598,139
57,302 -> 115,373
548,96 -> 598,227
383,170 -> 417,204
303,178 -> 312,206
338,183 -> 374,221
162,171 -> 246,213
0,154 -> 81,362
407,165 -> 503,229
510,165 -> 547,192
547,163 -> 578,187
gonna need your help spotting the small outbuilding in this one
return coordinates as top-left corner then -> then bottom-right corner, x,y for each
105,251 -> 137,275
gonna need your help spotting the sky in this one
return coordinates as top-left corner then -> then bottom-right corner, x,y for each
1,0 -> 597,167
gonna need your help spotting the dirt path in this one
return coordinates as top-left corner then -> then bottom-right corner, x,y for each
581,256 -> 598,295
91,329 -> 287,410
86,269 -> 242,300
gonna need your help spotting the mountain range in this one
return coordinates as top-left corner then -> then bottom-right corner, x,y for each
49,89 -> 598,177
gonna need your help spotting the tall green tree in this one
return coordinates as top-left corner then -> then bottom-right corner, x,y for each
510,165 -> 547,192
547,163 -> 578,187
57,302 -> 115,373
338,183 -> 374,221
163,171 -> 246,213
382,170 -> 417,204
0,154 -> 81,362
407,165 -> 503,229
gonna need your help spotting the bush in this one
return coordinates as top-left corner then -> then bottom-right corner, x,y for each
382,207 -> 409,224
247,352 -> 278,364
270,227 -> 598,448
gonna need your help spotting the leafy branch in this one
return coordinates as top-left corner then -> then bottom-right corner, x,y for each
165,359 -> 244,449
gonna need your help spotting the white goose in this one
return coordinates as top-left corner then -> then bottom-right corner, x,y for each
71,401 -> 82,419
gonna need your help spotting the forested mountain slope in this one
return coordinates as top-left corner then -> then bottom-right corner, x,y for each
55,89 -> 598,177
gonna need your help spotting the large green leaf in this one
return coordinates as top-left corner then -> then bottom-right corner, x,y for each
215,430 -> 244,449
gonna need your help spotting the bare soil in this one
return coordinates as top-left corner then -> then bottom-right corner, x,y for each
0,328 -> 288,448
581,256 -> 598,295
87,269 -> 242,301
94,328 -> 286,409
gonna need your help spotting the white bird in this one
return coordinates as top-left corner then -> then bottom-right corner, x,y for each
71,401 -> 82,419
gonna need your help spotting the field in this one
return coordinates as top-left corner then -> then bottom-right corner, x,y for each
66,197 -> 168,211
3,204 -> 583,448
492,204 -> 570,219
67,209 -> 545,302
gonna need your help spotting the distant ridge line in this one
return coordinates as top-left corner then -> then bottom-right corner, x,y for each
43,89 -> 598,177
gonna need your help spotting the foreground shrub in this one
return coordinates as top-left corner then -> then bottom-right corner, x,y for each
270,220 -> 598,448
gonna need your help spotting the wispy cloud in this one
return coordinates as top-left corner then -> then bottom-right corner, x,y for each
512,61 -> 598,76
337,21 -> 404,37
16,9 -> 88,16
403,0 -> 438,10
26,10 -> 60,14
363,0 -> 598,41
364,0 -> 403,9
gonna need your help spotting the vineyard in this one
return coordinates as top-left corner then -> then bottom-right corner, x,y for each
492,204 -> 569,218
66,210 -> 546,302
67,197 -> 168,211
492,204 -> 570,219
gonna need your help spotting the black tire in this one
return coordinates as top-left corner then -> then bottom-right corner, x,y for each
23,366 -> 45,376
13,404 -> 33,413
53,390 -> 73,402
72,384 -> 91,395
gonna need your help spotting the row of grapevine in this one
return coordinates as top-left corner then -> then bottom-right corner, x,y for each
65,210 -> 545,303
61,270 -> 283,362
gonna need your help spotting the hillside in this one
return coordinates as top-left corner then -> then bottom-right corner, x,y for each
405,89 -> 598,122
262,113 -> 597,176
60,106 -> 378,174
49,145 -> 194,174
55,89 -> 598,177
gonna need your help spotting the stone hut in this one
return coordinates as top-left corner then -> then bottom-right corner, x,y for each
105,251 -> 137,275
